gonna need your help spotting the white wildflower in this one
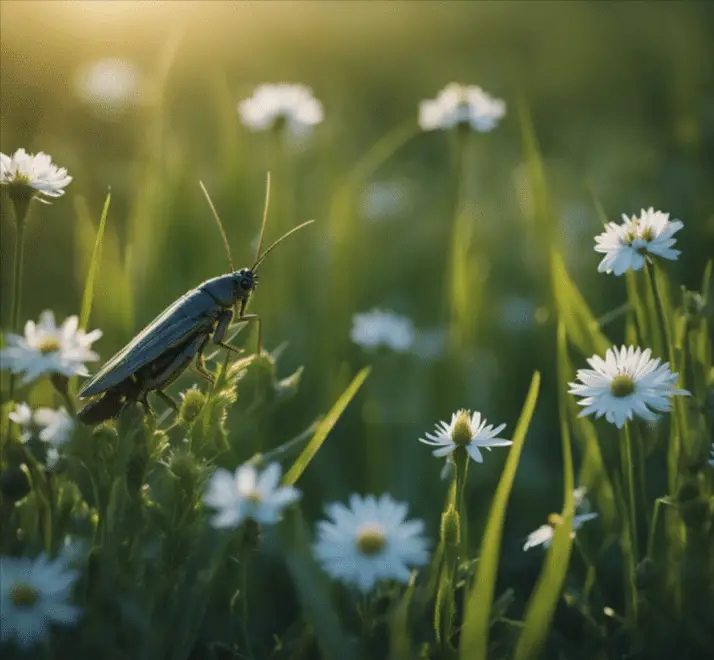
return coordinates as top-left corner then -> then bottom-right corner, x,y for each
0,553 -> 81,649
1,149 -> 72,201
204,462 -> 300,529
420,409 -> 511,463
314,493 -> 429,593
238,83 -> 323,135
524,488 -> 598,551
10,404 -> 73,446
569,345 -> 689,429
594,208 -> 683,276
350,309 -> 415,352
0,311 -> 102,385
419,83 -> 505,132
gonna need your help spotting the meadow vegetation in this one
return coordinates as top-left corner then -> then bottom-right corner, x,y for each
1,3 -> 713,659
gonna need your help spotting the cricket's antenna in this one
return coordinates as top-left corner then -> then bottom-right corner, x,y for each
199,180 -> 234,273
252,219 -> 315,272
253,171 -> 271,266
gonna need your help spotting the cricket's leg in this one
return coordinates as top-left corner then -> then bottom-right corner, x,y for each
155,389 -> 179,411
138,392 -> 154,416
212,308 -> 260,355
227,313 -> 262,356
191,335 -> 215,384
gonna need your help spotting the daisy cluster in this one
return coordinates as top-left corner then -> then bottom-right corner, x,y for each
0,76 -> 707,654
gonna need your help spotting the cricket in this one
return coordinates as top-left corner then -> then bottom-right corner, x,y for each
77,174 -> 314,425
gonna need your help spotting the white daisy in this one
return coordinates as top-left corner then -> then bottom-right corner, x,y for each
9,404 -> 73,446
8,404 -> 72,469
8,403 -> 33,442
524,487 -> 598,551
203,462 -> 301,529
1,149 -> 72,201
594,208 -> 683,276
419,409 -> 511,463
524,512 -> 598,551
313,493 -> 429,593
0,553 -> 81,649
34,408 -> 74,447
568,345 -> 689,429
0,310 -> 102,385
419,83 -> 506,132
238,83 -> 324,135
350,309 -> 415,352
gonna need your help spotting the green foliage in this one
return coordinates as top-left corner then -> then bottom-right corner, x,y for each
460,371 -> 540,659
2,4 -> 714,658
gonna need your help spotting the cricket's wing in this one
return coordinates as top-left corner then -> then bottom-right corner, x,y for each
79,288 -> 219,397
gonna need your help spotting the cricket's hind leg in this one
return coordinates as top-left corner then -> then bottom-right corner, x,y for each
77,385 -> 131,425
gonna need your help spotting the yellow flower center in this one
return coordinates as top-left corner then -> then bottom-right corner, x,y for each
547,513 -> 563,528
37,337 -> 61,354
11,582 -> 39,608
356,524 -> 386,556
451,410 -> 473,447
244,490 -> 262,505
640,227 -> 654,242
11,173 -> 31,184
610,374 -> 635,398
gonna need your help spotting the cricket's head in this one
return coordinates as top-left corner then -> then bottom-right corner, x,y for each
232,268 -> 259,301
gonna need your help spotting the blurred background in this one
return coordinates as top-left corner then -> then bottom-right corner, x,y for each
2,0 -> 714,614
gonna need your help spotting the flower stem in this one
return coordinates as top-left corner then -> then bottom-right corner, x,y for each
623,423 -> 639,560
446,127 -> 471,350
8,198 -> 30,402
646,261 -> 674,367
454,447 -> 469,514
621,422 -> 640,628
240,554 -> 255,660
647,498 -> 664,559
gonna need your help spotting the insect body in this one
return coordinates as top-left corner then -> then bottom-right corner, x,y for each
77,177 -> 312,425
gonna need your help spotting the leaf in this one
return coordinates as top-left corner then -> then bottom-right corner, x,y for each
283,366 -> 370,485
79,189 -> 112,331
458,371 -> 541,660
513,321 -> 575,660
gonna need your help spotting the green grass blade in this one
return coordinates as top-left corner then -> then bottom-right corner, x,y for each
283,366 -> 371,485
513,321 -> 575,660
279,508 -> 357,660
389,572 -> 418,660
518,99 -> 555,245
458,371 -> 541,660
79,189 -> 111,331
702,259 -> 712,300
550,247 -> 610,356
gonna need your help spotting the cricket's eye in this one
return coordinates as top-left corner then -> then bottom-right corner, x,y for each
240,278 -> 253,291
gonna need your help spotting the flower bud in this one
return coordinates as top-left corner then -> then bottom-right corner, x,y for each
450,410 -> 473,447
179,387 -> 206,425
441,507 -> 461,548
